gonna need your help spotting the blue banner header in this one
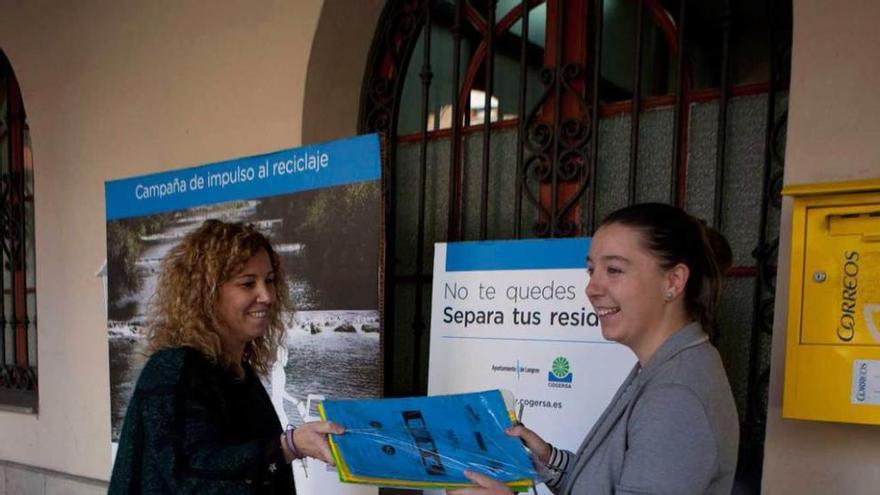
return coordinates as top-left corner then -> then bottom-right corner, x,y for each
445,238 -> 590,271
105,133 -> 381,220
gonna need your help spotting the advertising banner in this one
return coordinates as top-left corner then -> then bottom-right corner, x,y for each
428,239 -> 636,494
105,134 -> 382,494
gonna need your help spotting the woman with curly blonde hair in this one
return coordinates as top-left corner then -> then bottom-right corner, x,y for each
110,219 -> 342,495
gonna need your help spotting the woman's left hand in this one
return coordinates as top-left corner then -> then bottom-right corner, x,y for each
293,421 -> 345,464
447,470 -> 514,495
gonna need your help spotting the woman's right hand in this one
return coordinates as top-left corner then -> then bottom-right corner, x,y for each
292,421 -> 345,464
505,424 -> 551,464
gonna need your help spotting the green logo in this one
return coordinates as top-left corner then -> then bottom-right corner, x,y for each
551,357 -> 570,379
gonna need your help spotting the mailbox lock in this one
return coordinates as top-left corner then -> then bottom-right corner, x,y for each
812,271 -> 827,283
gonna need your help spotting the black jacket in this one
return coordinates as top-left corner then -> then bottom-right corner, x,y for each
109,346 -> 295,494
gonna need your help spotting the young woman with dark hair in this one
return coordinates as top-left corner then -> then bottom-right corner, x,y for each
453,203 -> 739,495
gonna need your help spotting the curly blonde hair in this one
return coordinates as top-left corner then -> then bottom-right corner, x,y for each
147,219 -> 292,376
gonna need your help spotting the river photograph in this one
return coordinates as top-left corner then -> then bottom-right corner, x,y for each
106,181 -> 382,442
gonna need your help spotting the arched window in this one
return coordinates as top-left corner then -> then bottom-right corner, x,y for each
362,0 -> 790,490
0,50 -> 37,412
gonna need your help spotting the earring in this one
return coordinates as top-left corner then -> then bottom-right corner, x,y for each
664,291 -> 674,301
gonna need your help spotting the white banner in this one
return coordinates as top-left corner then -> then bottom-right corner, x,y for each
428,239 -> 635,495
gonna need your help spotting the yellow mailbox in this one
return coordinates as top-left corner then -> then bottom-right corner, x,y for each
783,178 -> 880,424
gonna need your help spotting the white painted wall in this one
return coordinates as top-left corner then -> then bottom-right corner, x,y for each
0,0 -> 323,480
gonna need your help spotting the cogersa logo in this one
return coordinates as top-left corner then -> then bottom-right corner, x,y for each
548,356 -> 572,388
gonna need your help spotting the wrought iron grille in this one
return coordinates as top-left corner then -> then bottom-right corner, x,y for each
359,0 -> 790,491
0,51 -> 38,411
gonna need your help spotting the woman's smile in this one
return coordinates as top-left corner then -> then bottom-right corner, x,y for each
216,249 -> 277,353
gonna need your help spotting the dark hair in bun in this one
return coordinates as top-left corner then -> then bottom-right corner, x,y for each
600,203 -> 732,333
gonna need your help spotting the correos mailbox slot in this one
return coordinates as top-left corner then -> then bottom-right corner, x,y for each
783,179 -> 880,425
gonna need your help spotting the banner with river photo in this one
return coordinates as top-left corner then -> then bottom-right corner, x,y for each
104,134 -> 382,494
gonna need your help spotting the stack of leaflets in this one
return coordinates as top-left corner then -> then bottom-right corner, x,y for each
318,389 -> 536,491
